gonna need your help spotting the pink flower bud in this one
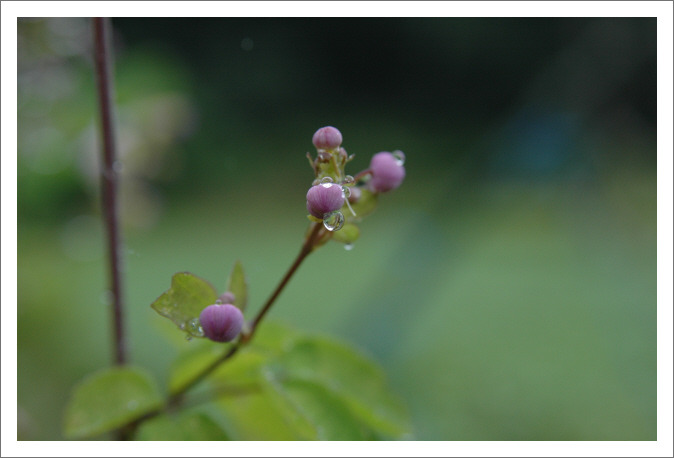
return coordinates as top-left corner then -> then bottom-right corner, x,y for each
312,126 -> 343,150
369,151 -> 406,193
306,183 -> 345,218
199,304 -> 244,342
218,291 -> 235,304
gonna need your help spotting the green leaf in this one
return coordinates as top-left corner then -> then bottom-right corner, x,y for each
168,340 -> 223,395
201,322 -> 411,440
136,410 -> 230,441
225,260 -> 248,311
63,366 -> 163,439
331,222 -> 360,245
347,188 -> 378,221
262,376 -> 372,440
266,336 -> 411,439
168,340 -> 265,395
151,272 -> 218,337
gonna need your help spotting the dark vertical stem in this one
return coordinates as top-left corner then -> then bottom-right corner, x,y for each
93,17 -> 127,367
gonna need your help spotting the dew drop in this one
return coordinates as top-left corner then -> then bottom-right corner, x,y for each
322,211 -> 345,232
343,175 -> 355,185
392,150 -> 406,166
215,298 -> 223,304
320,176 -> 334,185
187,318 -> 204,337
344,243 -> 354,251
341,186 -> 351,198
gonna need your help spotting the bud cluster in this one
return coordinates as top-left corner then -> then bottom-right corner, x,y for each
305,126 -> 406,237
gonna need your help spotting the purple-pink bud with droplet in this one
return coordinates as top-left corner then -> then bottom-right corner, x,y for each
306,183 -> 345,219
312,126 -> 343,150
199,304 -> 244,343
369,151 -> 406,193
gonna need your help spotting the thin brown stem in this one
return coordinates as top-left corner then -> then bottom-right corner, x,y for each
168,222 -> 325,402
123,223 -> 328,439
93,17 -> 127,367
245,222 -> 324,341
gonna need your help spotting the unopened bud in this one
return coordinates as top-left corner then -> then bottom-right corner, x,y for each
312,126 -> 343,151
199,304 -> 244,343
369,151 -> 406,193
306,182 -> 345,219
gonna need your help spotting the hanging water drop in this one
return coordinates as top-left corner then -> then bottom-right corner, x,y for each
187,318 -> 204,337
392,150 -> 406,166
322,211 -> 345,232
341,186 -> 351,199
344,243 -> 354,251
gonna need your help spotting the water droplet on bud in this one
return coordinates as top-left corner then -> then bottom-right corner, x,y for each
392,150 -> 406,166
320,176 -> 334,185
341,186 -> 351,198
322,211 -> 345,232
343,175 -> 355,185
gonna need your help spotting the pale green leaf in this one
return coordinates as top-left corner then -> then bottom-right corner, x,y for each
151,272 -> 218,337
266,337 -> 411,438
331,222 -> 360,245
63,367 -> 163,439
135,410 -> 230,441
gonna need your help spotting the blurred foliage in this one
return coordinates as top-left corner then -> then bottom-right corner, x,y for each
17,17 -> 656,440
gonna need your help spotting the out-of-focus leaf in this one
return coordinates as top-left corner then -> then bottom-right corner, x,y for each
262,376 -> 372,440
347,187 -> 378,221
265,336 -> 411,439
151,272 -> 217,337
331,222 -> 360,245
225,260 -> 248,311
169,340 -> 266,395
63,367 -> 163,439
135,410 -> 230,441
200,321 -> 411,440
168,340 -> 223,395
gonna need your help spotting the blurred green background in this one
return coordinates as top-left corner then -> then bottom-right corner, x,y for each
17,17 -> 656,440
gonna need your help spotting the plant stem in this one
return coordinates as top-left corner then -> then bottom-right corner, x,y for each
93,17 -> 127,367
167,222 -> 326,402
244,222 -> 324,341
122,223 -> 328,438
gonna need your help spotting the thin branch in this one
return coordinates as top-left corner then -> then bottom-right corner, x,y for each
168,222 -> 325,401
93,17 -> 127,366
123,223 -> 328,438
